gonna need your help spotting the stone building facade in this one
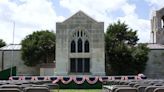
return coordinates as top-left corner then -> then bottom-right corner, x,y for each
0,44 -> 39,76
151,7 -> 164,44
145,7 -> 164,78
145,44 -> 164,78
55,11 -> 105,76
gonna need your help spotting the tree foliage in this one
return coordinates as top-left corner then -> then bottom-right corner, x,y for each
21,30 -> 55,66
0,39 -> 6,48
105,21 -> 149,75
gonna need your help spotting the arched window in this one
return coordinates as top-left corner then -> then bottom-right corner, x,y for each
77,31 -> 79,37
161,16 -> 164,28
81,31 -> 83,37
78,38 -> 83,52
84,40 -> 89,52
71,40 -> 76,52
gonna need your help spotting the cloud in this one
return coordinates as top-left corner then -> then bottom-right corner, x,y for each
118,3 -> 150,42
145,0 -> 164,9
145,0 -> 164,19
0,0 -> 65,44
118,15 -> 150,43
60,0 -> 128,21
60,0 -> 150,43
1,0 -> 160,44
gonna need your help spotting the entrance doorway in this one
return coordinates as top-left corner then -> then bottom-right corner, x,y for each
70,58 -> 90,73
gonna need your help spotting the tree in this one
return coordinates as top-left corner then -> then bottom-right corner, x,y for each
21,30 -> 55,66
0,39 -> 6,48
105,21 -> 149,75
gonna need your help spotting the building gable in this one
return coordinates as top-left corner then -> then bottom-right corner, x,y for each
63,11 -> 97,24
55,11 -> 105,76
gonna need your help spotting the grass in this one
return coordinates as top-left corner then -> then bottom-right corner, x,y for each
51,89 -> 101,92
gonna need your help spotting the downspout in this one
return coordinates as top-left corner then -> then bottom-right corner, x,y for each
1,51 -> 4,70
152,31 -> 154,44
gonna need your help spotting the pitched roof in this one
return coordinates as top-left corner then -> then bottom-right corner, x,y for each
0,44 -> 21,51
63,10 -> 98,23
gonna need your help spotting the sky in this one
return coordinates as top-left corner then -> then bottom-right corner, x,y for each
0,0 -> 164,44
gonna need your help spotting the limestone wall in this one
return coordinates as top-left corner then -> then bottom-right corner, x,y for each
55,11 -> 105,76
0,51 -> 2,71
144,49 -> 164,78
40,68 -> 56,76
151,8 -> 164,44
0,50 -> 39,76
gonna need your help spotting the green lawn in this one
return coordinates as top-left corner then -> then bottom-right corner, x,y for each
52,89 -> 101,92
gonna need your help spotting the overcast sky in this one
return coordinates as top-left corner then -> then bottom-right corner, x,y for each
0,0 -> 164,44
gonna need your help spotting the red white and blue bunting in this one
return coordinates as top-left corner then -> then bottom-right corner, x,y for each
52,76 -> 60,84
44,76 -> 51,80
85,76 -> 98,84
19,76 -> 25,80
9,75 -> 143,84
121,76 -> 128,80
61,76 -> 73,84
99,76 -> 109,82
31,76 -> 38,80
108,76 -> 115,80
73,76 -> 85,84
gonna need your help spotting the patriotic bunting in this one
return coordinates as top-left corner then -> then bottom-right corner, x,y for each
61,76 -> 73,84
73,76 -> 85,84
9,75 -> 145,84
86,76 -> 98,84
